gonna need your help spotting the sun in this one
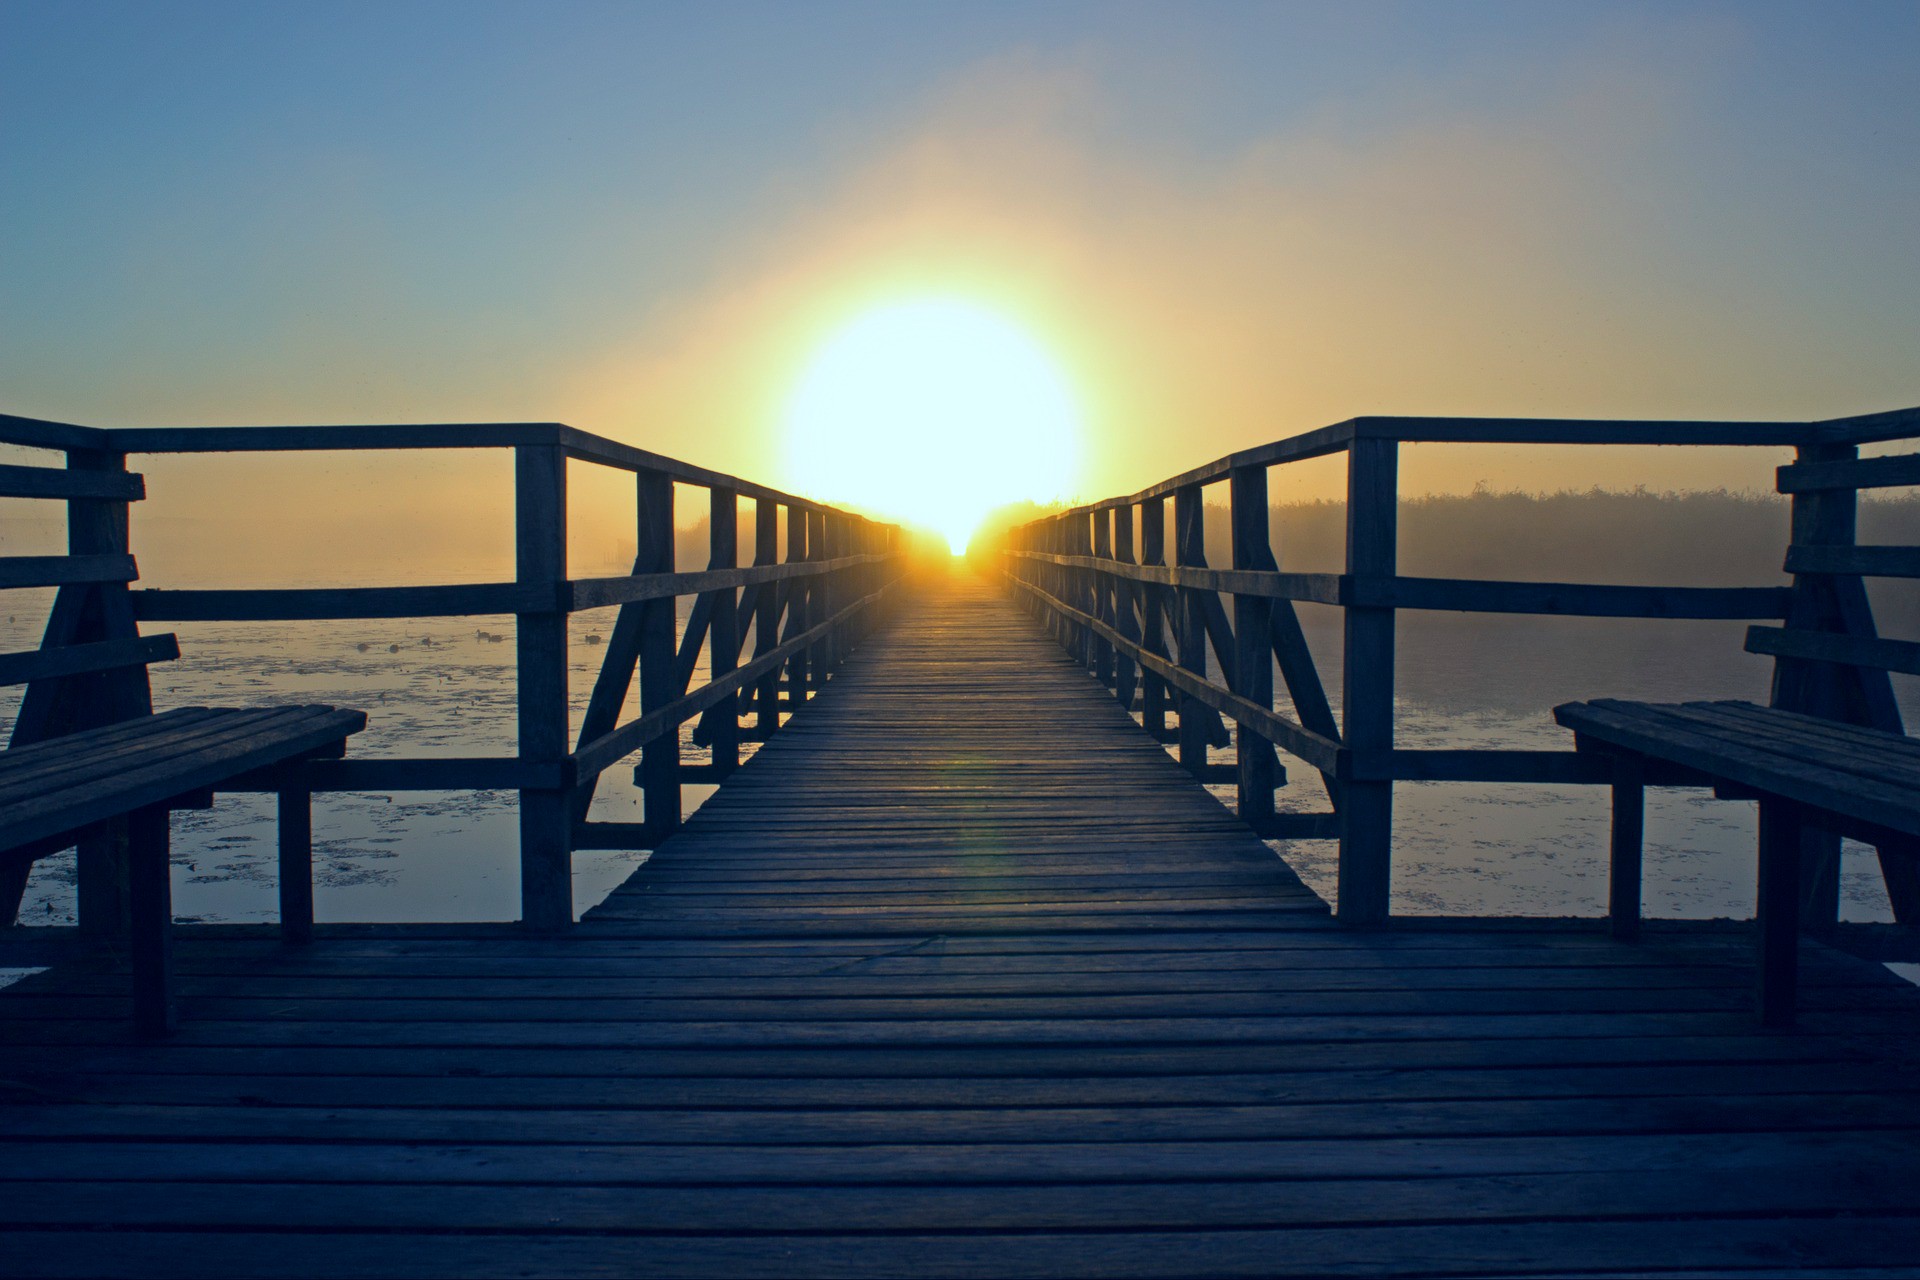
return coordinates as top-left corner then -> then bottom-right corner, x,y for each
783,297 -> 1080,554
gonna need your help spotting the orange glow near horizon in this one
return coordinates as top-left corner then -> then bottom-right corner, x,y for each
783,297 -> 1080,553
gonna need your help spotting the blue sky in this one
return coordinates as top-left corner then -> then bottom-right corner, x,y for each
2,0 -> 1916,507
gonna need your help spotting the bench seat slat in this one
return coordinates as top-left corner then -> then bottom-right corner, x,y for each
1643,702 -> 1920,792
0,706 -> 366,852
0,707 -> 303,802
1672,701 -> 1920,772
0,707 -> 222,767
1554,699 -> 1920,839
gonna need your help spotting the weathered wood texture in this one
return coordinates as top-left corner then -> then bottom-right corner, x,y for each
5,571 -> 1920,1277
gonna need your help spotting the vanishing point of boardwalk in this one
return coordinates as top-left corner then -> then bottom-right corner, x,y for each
5,571 -> 1920,1277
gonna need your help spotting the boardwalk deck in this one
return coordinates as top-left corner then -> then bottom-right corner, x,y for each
5,571 -> 1920,1277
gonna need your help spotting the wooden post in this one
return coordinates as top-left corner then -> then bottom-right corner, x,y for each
806,510 -> 828,686
515,445 -> 571,932
754,498 -> 779,737
1112,503 -> 1139,715
707,488 -> 739,778
127,803 -> 175,1038
13,447 -> 151,935
1756,796 -> 1803,1028
1140,499 -> 1169,737
1608,755 -> 1644,941
278,781 -> 313,945
1173,485 -> 1208,776
1230,465 -> 1277,822
1338,437 -> 1398,926
636,470 -> 679,838
783,504 -> 809,707
1773,441 -> 1908,929
1090,510 -> 1115,688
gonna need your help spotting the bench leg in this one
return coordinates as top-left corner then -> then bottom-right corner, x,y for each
76,819 -> 131,945
126,804 -> 175,1039
1609,756 -> 1645,941
278,784 -> 314,946
1757,797 -> 1803,1030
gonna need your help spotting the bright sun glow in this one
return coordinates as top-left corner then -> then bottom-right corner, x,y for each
784,298 -> 1079,554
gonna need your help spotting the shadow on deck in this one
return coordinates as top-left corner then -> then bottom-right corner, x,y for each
5,573 -> 1920,1277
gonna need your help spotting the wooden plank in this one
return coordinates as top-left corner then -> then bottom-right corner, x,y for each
1,707 -> 366,849
0,411 -> 109,452
1358,576 -> 1792,619
1786,543 -> 1920,578
0,634 -> 178,687
566,554 -> 886,610
1779,450 -> 1920,493
1554,700 -> 1920,838
1007,551 -> 1345,605
131,582 -> 546,621
0,462 -> 144,501
0,553 -> 136,590
1748,624 -> 1920,677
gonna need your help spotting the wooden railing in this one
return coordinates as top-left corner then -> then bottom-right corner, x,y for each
1000,404 -> 1920,925
0,412 -> 903,930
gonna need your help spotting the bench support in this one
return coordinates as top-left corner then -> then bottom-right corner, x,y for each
1608,756 -> 1645,941
126,804 -> 175,1039
1757,797 -> 1803,1029
278,784 -> 314,946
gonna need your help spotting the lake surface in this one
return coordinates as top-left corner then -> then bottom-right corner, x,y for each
2,588 -> 1904,928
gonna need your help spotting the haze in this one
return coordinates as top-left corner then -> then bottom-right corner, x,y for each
2,0 -> 1916,565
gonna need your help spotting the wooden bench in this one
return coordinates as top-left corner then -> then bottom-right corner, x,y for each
1,447 -> 364,1036
1556,436 -> 1920,1027
1555,698 -> 1919,1026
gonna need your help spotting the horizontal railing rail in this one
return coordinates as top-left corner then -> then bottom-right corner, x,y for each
1,413 -> 904,931
1001,404 -> 1920,926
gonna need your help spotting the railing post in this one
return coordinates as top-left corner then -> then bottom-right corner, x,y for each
1770,440 -> 1911,929
784,503 -> 809,708
754,497 -> 779,737
806,509 -> 828,686
1090,510 -> 1115,688
636,469 -> 680,839
1230,464 -> 1277,822
1140,498 -> 1169,738
1173,485 -> 1209,775
1112,503 -> 1139,715
706,487 -> 739,778
514,443 -> 572,932
1338,436 -> 1397,926
52,447 -> 150,939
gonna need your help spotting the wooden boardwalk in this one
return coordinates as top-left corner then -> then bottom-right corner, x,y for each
6,571 -> 1920,1276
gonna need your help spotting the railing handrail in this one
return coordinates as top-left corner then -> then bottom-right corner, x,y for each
0,416 -> 863,520
1021,405 -> 1920,519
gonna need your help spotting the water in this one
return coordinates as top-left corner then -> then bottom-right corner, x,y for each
1,595 -> 1901,928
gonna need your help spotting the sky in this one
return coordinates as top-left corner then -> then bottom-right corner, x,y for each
2,0 -> 1918,553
